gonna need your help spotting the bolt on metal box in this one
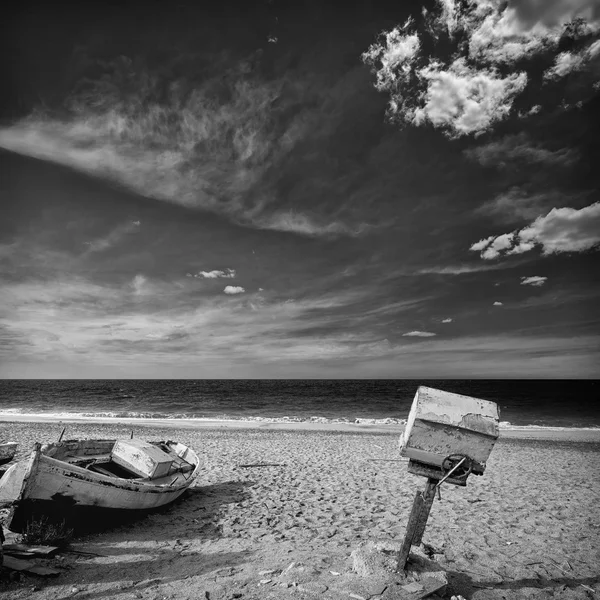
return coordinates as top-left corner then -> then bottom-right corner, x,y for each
400,386 -> 500,475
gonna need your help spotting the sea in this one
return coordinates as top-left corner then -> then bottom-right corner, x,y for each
0,380 -> 599,430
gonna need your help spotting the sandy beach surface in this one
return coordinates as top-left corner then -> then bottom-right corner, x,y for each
1,420 -> 599,600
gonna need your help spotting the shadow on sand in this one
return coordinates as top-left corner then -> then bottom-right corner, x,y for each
447,568 -> 600,598
2,480 -> 256,599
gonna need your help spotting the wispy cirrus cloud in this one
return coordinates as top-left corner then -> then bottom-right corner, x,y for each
0,53 -> 370,239
417,262 -> 512,275
131,274 -> 148,295
252,211 -> 369,237
472,188 -> 590,226
381,333 -> 600,378
402,330 -> 436,337
84,220 -> 140,254
471,202 -> 600,259
465,133 -> 578,169
521,275 -> 548,287
1,272 -> 598,377
475,190 -> 548,224
0,276 -> 398,372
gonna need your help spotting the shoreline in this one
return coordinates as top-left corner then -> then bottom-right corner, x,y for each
2,413 -> 600,441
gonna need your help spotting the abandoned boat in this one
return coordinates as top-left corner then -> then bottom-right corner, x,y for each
0,442 -> 18,466
0,438 -> 200,532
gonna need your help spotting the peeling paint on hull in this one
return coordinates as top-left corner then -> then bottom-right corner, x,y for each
8,498 -> 179,533
0,439 -> 200,533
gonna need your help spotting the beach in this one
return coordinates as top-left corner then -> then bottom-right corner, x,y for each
1,419 -> 600,600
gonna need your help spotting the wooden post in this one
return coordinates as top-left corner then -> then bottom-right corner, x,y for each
397,478 -> 437,571
413,479 -> 437,545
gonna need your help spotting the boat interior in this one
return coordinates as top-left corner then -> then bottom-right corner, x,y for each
41,439 -> 196,483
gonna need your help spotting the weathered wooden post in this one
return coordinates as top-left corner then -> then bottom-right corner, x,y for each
397,387 -> 500,572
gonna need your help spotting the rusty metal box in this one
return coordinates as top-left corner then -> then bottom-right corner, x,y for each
400,386 -> 500,474
111,440 -> 173,479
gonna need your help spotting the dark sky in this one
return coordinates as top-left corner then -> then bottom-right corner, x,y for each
1,0 -> 599,378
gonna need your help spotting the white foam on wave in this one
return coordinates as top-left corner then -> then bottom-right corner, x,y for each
499,421 -> 600,431
0,409 -> 406,425
1,409 -> 599,431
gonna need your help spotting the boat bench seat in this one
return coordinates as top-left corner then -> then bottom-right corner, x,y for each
65,454 -> 112,466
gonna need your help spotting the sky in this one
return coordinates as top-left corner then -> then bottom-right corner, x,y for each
0,0 -> 599,379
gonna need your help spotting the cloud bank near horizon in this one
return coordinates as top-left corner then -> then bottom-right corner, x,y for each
1,273 -> 596,378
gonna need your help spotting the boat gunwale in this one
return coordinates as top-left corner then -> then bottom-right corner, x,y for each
36,440 -> 201,494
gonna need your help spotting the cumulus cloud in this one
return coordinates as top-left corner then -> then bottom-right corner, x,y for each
361,22 -> 421,92
403,330 -> 437,337
362,0 -> 600,136
188,269 -> 236,279
224,286 -> 245,295
481,233 -> 516,260
412,59 -> 527,137
521,276 -> 548,287
545,38 -> 600,79
471,202 -> 600,258
493,301 -> 503,306
442,318 -> 453,323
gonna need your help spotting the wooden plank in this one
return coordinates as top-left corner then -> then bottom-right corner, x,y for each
2,556 -> 36,571
2,556 -> 62,576
397,490 -> 425,571
384,576 -> 447,599
65,453 -> 111,465
25,565 -> 63,576
238,463 -> 287,468
2,543 -> 59,557
88,464 -> 119,477
397,479 -> 438,571
412,479 -> 437,545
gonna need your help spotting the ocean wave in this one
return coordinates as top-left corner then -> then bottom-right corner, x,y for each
0,409 -> 406,425
1,408 -> 599,430
498,421 -> 600,431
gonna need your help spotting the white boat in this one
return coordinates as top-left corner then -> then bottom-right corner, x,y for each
0,442 -> 18,466
0,438 -> 200,532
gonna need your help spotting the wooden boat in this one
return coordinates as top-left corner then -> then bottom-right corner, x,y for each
0,438 -> 200,532
0,442 -> 18,466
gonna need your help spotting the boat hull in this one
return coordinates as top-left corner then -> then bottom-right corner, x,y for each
8,497 -> 187,533
0,440 -> 200,533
